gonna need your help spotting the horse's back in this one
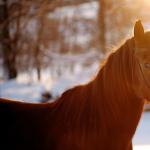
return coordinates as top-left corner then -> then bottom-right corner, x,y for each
0,98 -> 54,150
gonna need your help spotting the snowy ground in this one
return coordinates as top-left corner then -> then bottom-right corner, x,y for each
133,112 -> 150,150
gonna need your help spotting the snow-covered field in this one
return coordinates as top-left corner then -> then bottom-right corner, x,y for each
133,112 -> 150,150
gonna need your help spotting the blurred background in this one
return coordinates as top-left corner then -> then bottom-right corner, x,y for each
0,0 -> 150,149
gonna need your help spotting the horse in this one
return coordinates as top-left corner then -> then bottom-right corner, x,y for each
0,20 -> 149,150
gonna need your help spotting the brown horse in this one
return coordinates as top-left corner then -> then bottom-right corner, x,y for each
0,20 -> 149,150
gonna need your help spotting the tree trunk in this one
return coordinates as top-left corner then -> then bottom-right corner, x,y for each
99,0 -> 107,53
0,0 -> 17,79
37,64 -> 41,81
34,15 -> 46,81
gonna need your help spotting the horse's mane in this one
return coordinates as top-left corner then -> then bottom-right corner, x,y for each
49,37 -> 143,141
99,38 -> 137,113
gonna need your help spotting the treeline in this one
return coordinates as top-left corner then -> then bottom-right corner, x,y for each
0,0 -> 149,80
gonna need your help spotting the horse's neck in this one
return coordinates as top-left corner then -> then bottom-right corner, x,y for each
92,44 -> 144,132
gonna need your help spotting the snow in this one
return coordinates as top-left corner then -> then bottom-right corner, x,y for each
0,80 -> 44,102
134,145 -> 150,150
133,112 -> 150,150
133,112 -> 150,144
0,61 -> 99,101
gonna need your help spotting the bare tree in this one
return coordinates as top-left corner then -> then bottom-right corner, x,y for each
0,0 -> 18,79
99,0 -> 106,53
0,0 -> 99,80
98,0 -> 143,53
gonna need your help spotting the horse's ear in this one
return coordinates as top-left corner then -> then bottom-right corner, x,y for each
134,20 -> 145,45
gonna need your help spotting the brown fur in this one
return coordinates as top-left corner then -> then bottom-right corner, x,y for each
0,21 -> 148,150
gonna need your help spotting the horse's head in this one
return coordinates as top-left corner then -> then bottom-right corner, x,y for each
134,20 -> 150,101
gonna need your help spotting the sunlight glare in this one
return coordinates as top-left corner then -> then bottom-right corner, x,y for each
144,0 -> 150,6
